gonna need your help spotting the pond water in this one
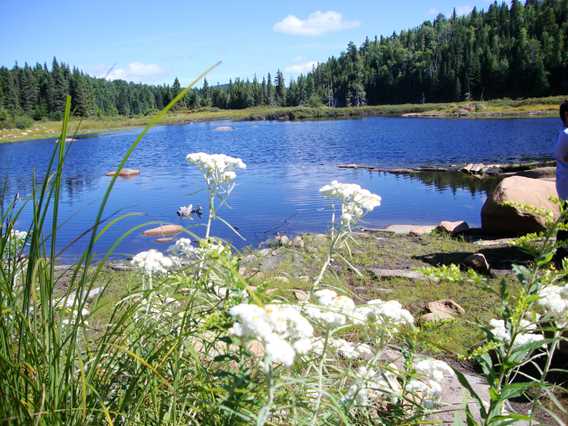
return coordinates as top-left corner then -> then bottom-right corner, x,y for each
0,116 -> 561,260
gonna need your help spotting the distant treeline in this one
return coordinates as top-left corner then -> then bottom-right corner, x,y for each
1,0 -> 567,127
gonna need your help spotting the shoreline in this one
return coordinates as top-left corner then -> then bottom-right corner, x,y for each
0,95 -> 564,144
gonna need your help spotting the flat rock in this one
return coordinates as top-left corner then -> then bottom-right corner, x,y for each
155,237 -> 175,244
143,224 -> 184,237
515,166 -> 556,180
427,299 -> 465,316
383,224 -> 436,235
105,168 -> 140,178
369,268 -> 425,280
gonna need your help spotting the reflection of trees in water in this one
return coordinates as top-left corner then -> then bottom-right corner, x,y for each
1,173 -> 98,205
398,172 -> 498,196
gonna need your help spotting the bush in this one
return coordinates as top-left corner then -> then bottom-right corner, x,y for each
14,115 -> 33,129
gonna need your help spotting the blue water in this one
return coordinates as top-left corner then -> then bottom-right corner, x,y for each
0,117 -> 561,260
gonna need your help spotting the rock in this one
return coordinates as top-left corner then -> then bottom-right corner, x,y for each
291,236 -> 305,249
427,299 -> 465,316
108,262 -> 135,272
481,176 -> 560,235
275,234 -> 289,247
213,126 -> 234,132
384,224 -> 436,235
464,253 -> 491,274
369,268 -> 425,280
105,168 -> 140,178
409,225 -> 436,236
143,224 -> 184,237
436,220 -> 469,235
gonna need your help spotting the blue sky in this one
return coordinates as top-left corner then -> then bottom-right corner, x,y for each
0,0 -> 495,86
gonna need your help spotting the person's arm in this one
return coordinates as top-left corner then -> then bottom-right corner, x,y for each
555,130 -> 568,163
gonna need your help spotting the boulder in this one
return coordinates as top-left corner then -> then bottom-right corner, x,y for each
481,176 -> 559,235
105,168 -> 140,178
436,220 -> 469,235
464,253 -> 491,274
143,224 -> 184,237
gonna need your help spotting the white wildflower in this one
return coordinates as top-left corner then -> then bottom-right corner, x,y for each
538,285 -> 568,327
344,366 -> 401,406
488,319 -> 545,348
354,299 -> 414,327
186,152 -> 246,195
305,290 -> 356,328
229,303 -> 314,367
131,249 -> 173,276
406,358 -> 453,409
320,181 -> 381,227
330,338 -> 374,360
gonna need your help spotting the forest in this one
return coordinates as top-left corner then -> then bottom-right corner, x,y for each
1,0 -> 567,127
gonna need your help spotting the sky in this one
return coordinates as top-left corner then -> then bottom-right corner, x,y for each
0,0 -> 496,86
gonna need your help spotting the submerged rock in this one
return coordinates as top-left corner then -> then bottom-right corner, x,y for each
481,176 -> 559,235
105,168 -> 140,178
213,126 -> 234,132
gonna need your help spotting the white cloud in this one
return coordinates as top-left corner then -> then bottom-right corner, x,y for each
95,62 -> 167,82
285,60 -> 318,74
273,11 -> 360,36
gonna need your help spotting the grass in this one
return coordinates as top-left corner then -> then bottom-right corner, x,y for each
1,95 -> 565,144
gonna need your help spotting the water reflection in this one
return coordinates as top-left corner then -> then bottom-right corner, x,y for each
397,171 -> 499,196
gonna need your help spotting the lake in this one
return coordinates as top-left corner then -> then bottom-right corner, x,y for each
0,116 -> 561,260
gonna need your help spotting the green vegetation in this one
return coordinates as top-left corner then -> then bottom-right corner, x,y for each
1,0 -> 567,133
0,95 -> 564,144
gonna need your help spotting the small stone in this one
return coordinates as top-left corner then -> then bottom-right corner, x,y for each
436,220 -> 469,235
275,234 -> 290,246
246,340 -> 265,357
463,253 -> 491,274
272,276 -> 290,285
369,268 -> 425,280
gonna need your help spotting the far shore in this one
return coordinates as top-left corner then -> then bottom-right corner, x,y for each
0,95 -> 565,144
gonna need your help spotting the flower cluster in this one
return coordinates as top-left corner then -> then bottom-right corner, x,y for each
406,359 -> 454,409
304,289 -> 414,330
538,285 -> 568,327
229,303 -> 314,367
344,365 -> 401,406
488,319 -> 544,348
131,249 -> 173,276
186,152 -> 246,194
319,181 -> 381,227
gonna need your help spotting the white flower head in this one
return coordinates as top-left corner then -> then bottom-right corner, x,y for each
305,290 -> 357,328
488,319 -> 545,348
186,152 -> 246,196
131,249 -> 173,276
229,303 -> 314,368
538,285 -> 568,327
320,181 -> 381,227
